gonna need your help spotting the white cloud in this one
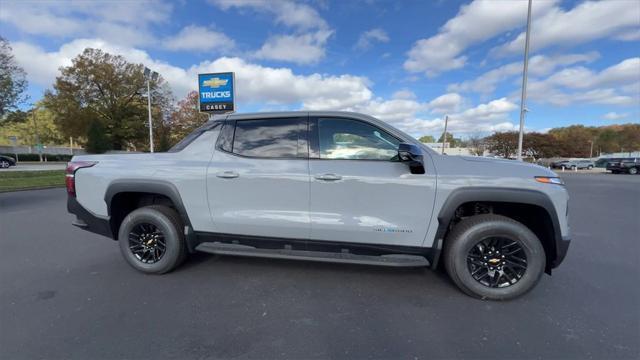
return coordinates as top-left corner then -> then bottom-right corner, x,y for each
615,29 -> 640,42
492,1 -> 640,56
448,52 -> 600,95
0,0 -> 172,47
209,0 -> 327,31
427,93 -> 464,114
404,0 -> 558,76
355,28 -> 390,50
163,25 -> 235,53
12,37 -> 522,137
525,57 -> 640,106
392,89 -> 417,100
254,30 -> 333,65
11,38 -> 371,109
209,0 -> 332,65
602,112 -> 629,120
392,98 -> 519,136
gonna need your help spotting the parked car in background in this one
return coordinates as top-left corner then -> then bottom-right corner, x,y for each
551,159 -> 594,170
595,158 -> 621,168
0,155 -> 16,169
606,158 -> 640,174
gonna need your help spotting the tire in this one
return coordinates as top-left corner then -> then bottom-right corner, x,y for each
118,205 -> 187,274
0,160 -> 9,169
629,167 -> 638,175
587,165 -> 593,170
571,165 -> 577,170
443,214 -> 546,301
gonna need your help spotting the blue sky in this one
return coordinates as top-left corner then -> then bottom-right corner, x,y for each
1,0 -> 639,137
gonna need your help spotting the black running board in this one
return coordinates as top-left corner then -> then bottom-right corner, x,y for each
195,242 -> 430,267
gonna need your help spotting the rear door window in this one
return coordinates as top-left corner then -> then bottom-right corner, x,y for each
232,117 -> 307,158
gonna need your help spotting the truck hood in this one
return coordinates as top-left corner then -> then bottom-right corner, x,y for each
432,154 -> 557,178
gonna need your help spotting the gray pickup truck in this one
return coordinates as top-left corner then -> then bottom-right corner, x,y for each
67,111 -> 571,300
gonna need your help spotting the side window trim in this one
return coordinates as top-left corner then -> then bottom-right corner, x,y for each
215,119 -> 235,153
309,116 -> 401,162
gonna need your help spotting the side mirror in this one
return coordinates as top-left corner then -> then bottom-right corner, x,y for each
398,143 -> 425,174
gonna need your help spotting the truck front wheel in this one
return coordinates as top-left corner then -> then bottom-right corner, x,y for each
118,205 -> 187,274
443,214 -> 545,300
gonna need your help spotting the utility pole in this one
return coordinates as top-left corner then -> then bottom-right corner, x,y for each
441,115 -> 449,155
589,140 -> 594,159
516,0 -> 533,161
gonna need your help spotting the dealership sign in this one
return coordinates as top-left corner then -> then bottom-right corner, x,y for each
198,72 -> 235,113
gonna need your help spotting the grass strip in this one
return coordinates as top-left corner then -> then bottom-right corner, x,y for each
0,170 -> 66,192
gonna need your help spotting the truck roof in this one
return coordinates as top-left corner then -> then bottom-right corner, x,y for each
208,110 -> 370,121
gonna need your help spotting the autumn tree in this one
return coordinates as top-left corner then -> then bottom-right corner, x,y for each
43,48 -> 173,151
485,131 -> 518,158
523,133 -> 556,159
167,90 -> 209,145
0,37 -> 28,117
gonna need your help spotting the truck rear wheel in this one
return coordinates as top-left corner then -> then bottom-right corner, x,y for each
118,205 -> 187,274
443,214 -> 545,300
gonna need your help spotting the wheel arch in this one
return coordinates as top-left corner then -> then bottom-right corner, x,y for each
104,179 -> 196,251
431,187 -> 562,274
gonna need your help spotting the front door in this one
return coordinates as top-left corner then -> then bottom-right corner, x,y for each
308,117 -> 436,247
207,116 -> 310,239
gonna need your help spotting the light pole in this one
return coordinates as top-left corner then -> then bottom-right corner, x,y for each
589,140 -> 594,159
144,67 -> 159,153
516,0 -> 533,161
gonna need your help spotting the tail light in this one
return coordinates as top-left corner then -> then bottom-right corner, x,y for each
66,161 -> 97,197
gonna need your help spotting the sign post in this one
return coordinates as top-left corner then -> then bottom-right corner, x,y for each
198,72 -> 235,114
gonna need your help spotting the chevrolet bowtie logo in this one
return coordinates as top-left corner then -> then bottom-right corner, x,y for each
203,77 -> 228,88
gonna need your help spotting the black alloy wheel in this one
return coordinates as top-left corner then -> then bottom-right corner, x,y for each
443,214 -> 545,300
466,237 -> 527,288
118,205 -> 187,274
128,223 -> 166,264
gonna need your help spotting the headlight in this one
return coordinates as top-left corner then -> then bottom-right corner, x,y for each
535,176 -> 564,185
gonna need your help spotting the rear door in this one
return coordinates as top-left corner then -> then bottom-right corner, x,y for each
207,116 -> 310,239
307,116 -> 436,247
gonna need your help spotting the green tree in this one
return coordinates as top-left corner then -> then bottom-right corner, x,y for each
85,120 -> 110,154
0,102 -> 65,146
437,132 -> 462,147
0,37 -> 28,117
418,135 -> 435,143
43,48 -> 173,151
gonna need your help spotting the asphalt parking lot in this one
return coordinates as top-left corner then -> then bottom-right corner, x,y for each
1,173 -> 638,359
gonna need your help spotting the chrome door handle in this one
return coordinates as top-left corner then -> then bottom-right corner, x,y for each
216,171 -> 239,179
314,173 -> 342,181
